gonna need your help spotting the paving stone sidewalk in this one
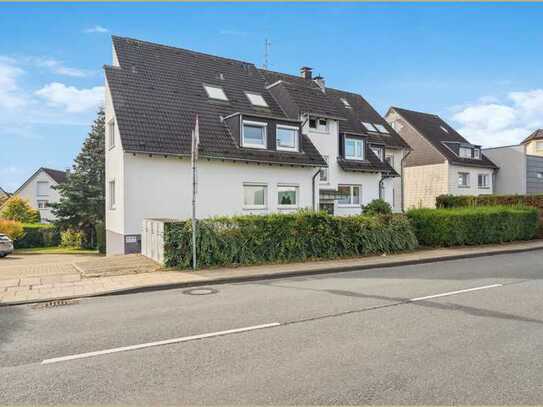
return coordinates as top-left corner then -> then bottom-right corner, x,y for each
1,240 -> 543,305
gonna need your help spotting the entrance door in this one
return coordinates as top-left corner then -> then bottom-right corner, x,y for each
319,202 -> 334,215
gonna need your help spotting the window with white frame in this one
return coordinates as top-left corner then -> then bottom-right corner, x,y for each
37,181 -> 49,196
37,200 -> 48,209
370,145 -> 384,161
243,184 -> 267,209
320,155 -> 329,182
277,185 -> 298,207
374,124 -> 389,134
478,174 -> 489,188
242,120 -> 267,149
362,122 -> 378,132
385,154 -> 394,169
459,147 -> 472,158
345,137 -> 364,160
536,141 -> 543,151
203,84 -> 228,101
109,180 -> 116,210
245,92 -> 268,107
276,125 -> 298,151
309,117 -> 328,132
458,172 -> 470,187
108,119 -> 116,149
337,185 -> 361,206
473,148 -> 481,159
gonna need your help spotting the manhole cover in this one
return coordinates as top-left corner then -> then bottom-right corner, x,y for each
31,299 -> 80,309
182,288 -> 218,296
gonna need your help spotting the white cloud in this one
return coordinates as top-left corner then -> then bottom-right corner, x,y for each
28,57 -> 92,77
451,89 -> 543,147
35,82 -> 104,113
84,25 -> 109,34
0,57 -> 27,109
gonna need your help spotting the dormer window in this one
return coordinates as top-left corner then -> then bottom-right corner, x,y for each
370,145 -> 384,161
276,125 -> 299,152
345,137 -> 364,160
459,147 -> 472,158
374,124 -> 389,134
362,122 -> 378,132
340,98 -> 351,108
473,148 -> 481,159
204,84 -> 228,101
242,120 -> 267,149
309,117 -> 329,133
245,92 -> 268,107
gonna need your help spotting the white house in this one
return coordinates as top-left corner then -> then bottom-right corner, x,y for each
386,107 -> 498,208
104,36 -> 410,255
7,167 -> 67,223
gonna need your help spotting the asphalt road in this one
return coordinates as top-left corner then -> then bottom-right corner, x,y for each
2,250 -> 543,404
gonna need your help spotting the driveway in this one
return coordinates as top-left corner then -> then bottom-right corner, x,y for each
0,253 -> 100,281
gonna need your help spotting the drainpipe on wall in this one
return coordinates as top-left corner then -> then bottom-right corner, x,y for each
312,168 -> 321,211
400,149 -> 412,212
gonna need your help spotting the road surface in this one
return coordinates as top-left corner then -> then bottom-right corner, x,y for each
2,250 -> 543,404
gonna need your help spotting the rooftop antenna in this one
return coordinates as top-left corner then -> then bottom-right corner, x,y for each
263,38 -> 271,69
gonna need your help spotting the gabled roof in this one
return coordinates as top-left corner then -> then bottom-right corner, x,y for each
12,167 -> 67,196
0,186 -> 10,197
259,69 -> 409,150
390,107 -> 497,169
105,36 -> 325,167
521,129 -> 543,144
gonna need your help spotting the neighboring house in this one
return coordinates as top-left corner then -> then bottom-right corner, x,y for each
483,129 -> 543,195
105,36 -> 409,255
386,107 -> 498,208
8,167 -> 67,223
0,187 -> 10,205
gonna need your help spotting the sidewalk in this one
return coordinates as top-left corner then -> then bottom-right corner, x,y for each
2,240 -> 543,306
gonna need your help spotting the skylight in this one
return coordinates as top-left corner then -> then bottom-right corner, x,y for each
245,92 -> 268,107
440,125 -> 449,133
340,98 -> 351,108
204,85 -> 228,101
374,124 -> 389,134
362,122 -> 378,132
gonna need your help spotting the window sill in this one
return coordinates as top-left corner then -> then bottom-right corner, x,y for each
243,206 -> 267,211
278,206 -> 298,210
344,157 -> 365,161
457,185 -> 471,189
478,186 -> 490,189
337,204 -> 361,208
241,144 -> 267,150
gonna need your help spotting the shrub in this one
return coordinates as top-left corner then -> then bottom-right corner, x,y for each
436,193 -> 543,209
96,222 -> 106,254
363,199 -> 392,216
407,206 -> 538,247
0,196 -> 41,223
60,230 -> 83,248
0,219 -> 24,241
164,211 -> 418,269
14,224 -> 60,249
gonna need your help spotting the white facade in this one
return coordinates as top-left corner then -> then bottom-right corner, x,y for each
11,169 -> 63,223
448,164 -> 494,196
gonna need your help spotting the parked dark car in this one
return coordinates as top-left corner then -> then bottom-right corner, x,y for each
0,234 -> 14,257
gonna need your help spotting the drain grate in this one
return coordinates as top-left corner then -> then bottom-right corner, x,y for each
31,299 -> 80,309
182,288 -> 218,296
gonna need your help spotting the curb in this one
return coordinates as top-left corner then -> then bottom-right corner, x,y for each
3,243 -> 543,307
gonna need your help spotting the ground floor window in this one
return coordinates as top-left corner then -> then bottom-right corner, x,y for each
337,185 -> 361,206
243,184 -> 267,209
277,185 -> 298,207
478,174 -> 490,189
458,172 -> 470,187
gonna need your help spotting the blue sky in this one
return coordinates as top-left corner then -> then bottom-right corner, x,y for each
1,3 -> 543,191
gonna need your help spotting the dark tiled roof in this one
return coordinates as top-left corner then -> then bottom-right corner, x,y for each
391,107 -> 497,169
0,187 -> 10,197
521,129 -> 543,144
42,168 -> 67,184
105,36 -> 325,167
259,70 -> 409,149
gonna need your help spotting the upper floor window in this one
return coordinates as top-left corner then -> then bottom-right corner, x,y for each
108,119 -> 116,149
276,125 -> 298,152
309,117 -> 328,133
242,120 -> 267,149
340,98 -> 351,108
478,174 -> 489,189
245,92 -> 268,107
370,145 -> 384,161
37,181 -> 49,196
459,147 -> 472,158
458,172 -> 470,187
345,137 -> 364,160
473,148 -> 481,159
536,141 -> 543,151
203,84 -> 228,101
374,124 -> 389,134
37,200 -> 48,209
362,122 -> 378,132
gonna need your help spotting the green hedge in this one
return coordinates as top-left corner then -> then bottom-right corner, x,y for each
164,211 -> 418,269
436,194 -> 543,209
14,223 -> 61,249
407,206 -> 538,247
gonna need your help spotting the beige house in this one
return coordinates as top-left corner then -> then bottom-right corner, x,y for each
385,107 -> 498,209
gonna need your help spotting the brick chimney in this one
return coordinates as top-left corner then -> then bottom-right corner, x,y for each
300,66 -> 312,80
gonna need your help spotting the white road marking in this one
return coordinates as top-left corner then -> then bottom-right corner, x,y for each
410,284 -> 503,302
41,322 -> 280,365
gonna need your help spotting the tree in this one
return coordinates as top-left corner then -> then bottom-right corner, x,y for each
51,108 -> 105,248
0,219 -> 25,241
0,196 -> 41,223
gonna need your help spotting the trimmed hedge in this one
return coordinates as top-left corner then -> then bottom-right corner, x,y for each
14,223 -> 61,249
436,193 -> 543,209
164,211 -> 418,269
407,206 -> 538,247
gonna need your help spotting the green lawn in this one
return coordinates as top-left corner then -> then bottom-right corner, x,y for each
14,247 -> 102,255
